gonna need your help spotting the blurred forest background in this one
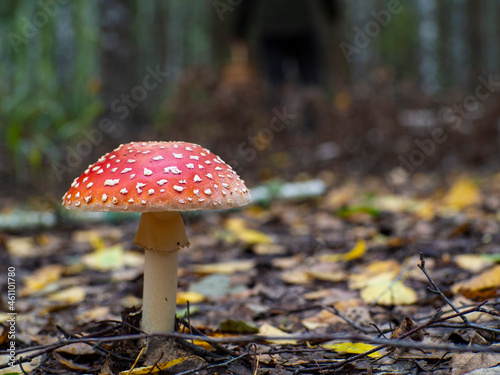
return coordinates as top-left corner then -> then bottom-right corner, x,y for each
1,0 -> 500,205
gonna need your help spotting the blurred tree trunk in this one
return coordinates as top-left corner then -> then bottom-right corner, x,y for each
210,7 -> 230,71
416,0 -> 439,93
99,0 -> 138,138
450,0 -> 468,85
483,0 -> 498,74
466,0 -> 481,79
345,0 -> 375,82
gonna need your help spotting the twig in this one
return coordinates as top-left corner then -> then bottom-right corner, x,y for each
174,337 -> 225,360
126,347 -> 145,375
173,354 -> 247,375
321,303 -> 372,334
418,253 -> 468,323
178,318 -> 238,358
97,319 -> 144,334
418,253 -> 500,335
186,301 -> 193,344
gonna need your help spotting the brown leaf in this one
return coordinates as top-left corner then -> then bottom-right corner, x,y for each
391,317 -> 424,341
52,351 -> 94,371
453,265 -> 500,300
450,352 -> 500,375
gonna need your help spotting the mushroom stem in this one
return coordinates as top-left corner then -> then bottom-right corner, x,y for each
133,211 -> 189,333
143,249 -> 178,333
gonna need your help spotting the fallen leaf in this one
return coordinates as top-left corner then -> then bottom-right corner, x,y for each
56,343 -> 96,355
450,352 -> 500,375
6,236 -> 37,257
302,299 -> 368,330
322,342 -> 381,358
53,351 -> 93,371
76,307 -> 112,324
443,178 -> 480,210
271,255 -> 303,269
224,217 -> 273,245
252,243 -> 286,255
119,356 -> 195,374
455,254 -> 494,273
349,259 -> 401,289
0,325 -> 7,346
177,291 -> 205,304
189,274 -> 231,298
0,353 -> 42,375
391,317 -> 423,341
321,239 -> 367,262
324,183 -> 357,210
414,199 -> 435,220
48,286 -> 86,304
191,259 -> 255,275
259,323 -> 297,345
280,269 -> 312,284
303,288 -> 357,303
83,245 -> 125,271
453,265 -> 500,299
307,262 -> 348,282
20,264 -> 64,296
359,274 -> 418,306
218,319 -> 259,334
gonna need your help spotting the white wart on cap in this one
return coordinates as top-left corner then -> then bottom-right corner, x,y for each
62,141 -> 251,212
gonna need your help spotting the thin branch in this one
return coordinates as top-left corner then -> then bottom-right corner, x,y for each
178,318 -> 238,358
321,303 -> 373,334
418,252 -> 468,323
418,252 -> 500,335
174,354 -> 248,375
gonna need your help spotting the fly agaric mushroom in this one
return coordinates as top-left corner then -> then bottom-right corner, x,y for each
62,141 -> 251,333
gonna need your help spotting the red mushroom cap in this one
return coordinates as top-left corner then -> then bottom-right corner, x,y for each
62,141 -> 251,212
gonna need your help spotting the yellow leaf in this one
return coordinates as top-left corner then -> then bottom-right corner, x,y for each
349,260 -> 401,289
48,286 -> 86,304
322,239 -> 366,262
360,275 -> 417,306
322,342 -> 381,358
119,356 -> 193,374
259,323 -> 297,345
40,286 -> 87,315
6,236 -> 37,257
453,265 -> 500,297
83,245 -> 125,271
225,218 -> 273,245
306,262 -> 347,282
281,269 -> 312,284
177,291 -> 205,304
21,264 -> 64,296
253,243 -> 286,255
443,178 -> 480,210
191,259 -> 255,275
414,199 -> 435,220
455,254 -> 494,273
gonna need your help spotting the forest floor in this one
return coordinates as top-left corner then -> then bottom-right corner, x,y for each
1,170 -> 500,374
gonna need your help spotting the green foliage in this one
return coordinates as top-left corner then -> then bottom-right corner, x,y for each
376,3 -> 419,79
0,0 -> 101,181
